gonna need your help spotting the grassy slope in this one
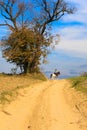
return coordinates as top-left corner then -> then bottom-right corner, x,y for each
69,76 -> 87,94
68,76 -> 87,129
68,76 -> 87,109
0,73 -> 47,104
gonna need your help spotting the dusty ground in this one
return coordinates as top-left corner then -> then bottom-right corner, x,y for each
0,79 -> 87,130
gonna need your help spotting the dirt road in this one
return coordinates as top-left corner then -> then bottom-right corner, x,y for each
0,80 -> 85,130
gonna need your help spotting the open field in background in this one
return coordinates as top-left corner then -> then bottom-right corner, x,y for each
0,73 -> 47,104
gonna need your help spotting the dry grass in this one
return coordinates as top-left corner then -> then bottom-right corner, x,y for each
67,76 -> 87,129
69,76 -> 87,94
0,73 -> 47,104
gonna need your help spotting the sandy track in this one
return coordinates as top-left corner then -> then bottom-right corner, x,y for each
0,80 -> 84,130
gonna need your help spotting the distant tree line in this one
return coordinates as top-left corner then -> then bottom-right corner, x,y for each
0,0 -> 76,73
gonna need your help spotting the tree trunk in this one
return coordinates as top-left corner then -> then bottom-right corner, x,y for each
23,62 -> 28,73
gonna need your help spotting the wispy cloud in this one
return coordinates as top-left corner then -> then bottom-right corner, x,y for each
59,26 -> 87,40
63,0 -> 87,24
52,0 -> 87,58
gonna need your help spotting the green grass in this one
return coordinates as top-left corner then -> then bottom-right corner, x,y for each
69,76 -> 87,94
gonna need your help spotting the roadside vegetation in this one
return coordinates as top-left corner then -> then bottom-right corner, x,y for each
68,74 -> 87,128
0,72 -> 47,105
69,73 -> 87,94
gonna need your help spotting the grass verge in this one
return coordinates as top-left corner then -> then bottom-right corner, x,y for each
68,76 -> 87,129
0,72 -> 47,105
69,76 -> 87,94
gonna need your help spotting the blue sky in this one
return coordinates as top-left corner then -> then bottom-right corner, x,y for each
0,0 -> 87,78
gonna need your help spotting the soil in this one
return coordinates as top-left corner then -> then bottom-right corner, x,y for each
0,79 -> 87,130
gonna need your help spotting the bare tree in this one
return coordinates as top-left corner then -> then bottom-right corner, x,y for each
0,0 -> 76,33
32,0 -> 76,34
0,0 -> 29,31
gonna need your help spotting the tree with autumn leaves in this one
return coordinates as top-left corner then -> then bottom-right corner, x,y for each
0,0 -> 76,73
2,28 -> 51,73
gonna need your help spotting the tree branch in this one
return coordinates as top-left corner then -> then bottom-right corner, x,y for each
1,11 -> 11,20
42,0 -> 51,18
0,23 -> 15,31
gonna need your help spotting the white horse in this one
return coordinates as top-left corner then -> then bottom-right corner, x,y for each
50,72 -> 60,79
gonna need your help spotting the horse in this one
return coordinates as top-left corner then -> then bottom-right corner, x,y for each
50,71 -> 60,79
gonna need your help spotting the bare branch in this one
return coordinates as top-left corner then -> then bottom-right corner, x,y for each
0,0 -> 27,30
42,0 -> 51,18
1,10 -> 10,20
0,23 -> 15,31
37,0 -> 76,34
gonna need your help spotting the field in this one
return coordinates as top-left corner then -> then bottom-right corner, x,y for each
0,73 -> 47,104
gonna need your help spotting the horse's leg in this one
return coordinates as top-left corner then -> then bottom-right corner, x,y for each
50,74 -> 52,79
51,75 -> 53,80
57,75 -> 59,79
52,74 -> 54,80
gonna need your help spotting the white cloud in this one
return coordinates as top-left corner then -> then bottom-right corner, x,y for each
53,25 -> 87,59
52,0 -> 87,58
69,0 -> 87,13
63,13 -> 87,25
62,0 -> 87,24
57,39 -> 87,54
59,26 -> 87,39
